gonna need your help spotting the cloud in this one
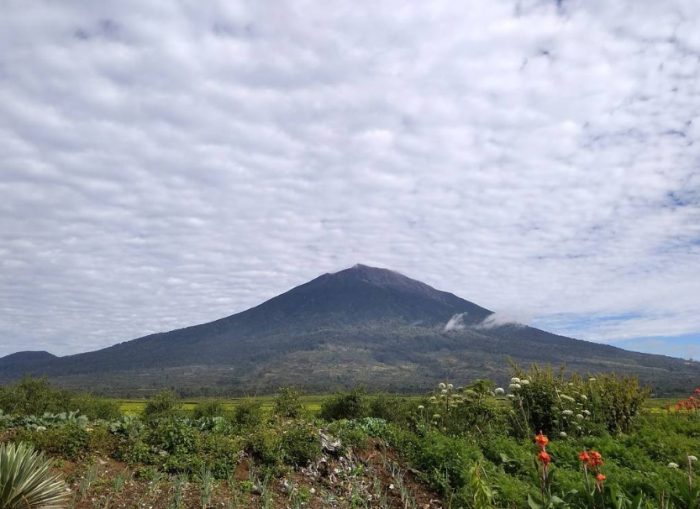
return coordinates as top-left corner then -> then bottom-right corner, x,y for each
444,313 -> 468,332
0,0 -> 699,356
476,311 -> 530,330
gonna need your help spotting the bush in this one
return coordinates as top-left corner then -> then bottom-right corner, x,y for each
0,441 -> 69,508
507,365 -> 647,437
143,390 -> 182,420
280,422 -> 320,466
319,389 -> 369,421
390,426 -> 482,503
586,373 -> 650,433
367,393 -> 413,424
0,377 -> 72,416
15,421 -> 90,459
70,393 -> 122,420
193,400 -> 227,420
197,433 -> 242,478
273,387 -> 304,419
231,399 -> 264,429
246,427 -> 282,470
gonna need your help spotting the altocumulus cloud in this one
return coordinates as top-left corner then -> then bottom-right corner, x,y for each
1,0 -> 699,358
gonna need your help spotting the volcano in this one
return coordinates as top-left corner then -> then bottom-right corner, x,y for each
1,264 -> 697,395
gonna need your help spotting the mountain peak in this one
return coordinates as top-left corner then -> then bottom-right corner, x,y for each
331,264 -> 418,287
0,350 -> 56,367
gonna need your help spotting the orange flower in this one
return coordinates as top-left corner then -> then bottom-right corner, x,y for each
578,451 -> 590,464
534,433 -> 549,449
595,473 -> 606,483
588,450 -> 604,468
538,450 -> 552,466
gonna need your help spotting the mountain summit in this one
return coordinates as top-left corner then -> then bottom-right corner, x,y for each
234,264 -> 492,331
1,265 -> 698,395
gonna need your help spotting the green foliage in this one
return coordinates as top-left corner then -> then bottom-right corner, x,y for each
319,388 -> 369,421
192,399 -> 226,420
587,374 -> 650,434
469,461 -> 496,509
508,365 -> 649,437
280,422 -> 320,466
0,377 -> 72,416
388,425 -> 482,503
0,441 -> 69,509
231,398 -> 264,429
0,365 -> 694,509
367,393 -> 414,425
246,427 -> 282,469
16,421 -> 90,459
273,387 -> 304,419
0,377 -> 119,421
69,393 -> 122,420
143,390 -> 182,420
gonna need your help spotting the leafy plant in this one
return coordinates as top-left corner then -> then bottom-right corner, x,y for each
231,399 -> 263,430
192,400 -> 226,420
143,390 -> 182,420
273,387 -> 304,419
280,422 -> 320,466
319,388 -> 369,421
0,441 -> 69,509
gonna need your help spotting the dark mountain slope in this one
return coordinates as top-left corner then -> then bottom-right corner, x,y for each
0,265 -> 697,394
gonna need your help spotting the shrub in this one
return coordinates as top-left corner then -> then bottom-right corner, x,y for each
508,365 -> 567,437
198,433 -> 242,478
367,393 -> 413,424
273,387 -> 304,419
319,389 -> 369,421
390,427 -> 482,503
16,422 -> 90,459
193,400 -> 227,420
0,441 -> 69,509
70,393 -> 122,420
231,399 -> 264,429
148,418 -> 196,457
143,390 -> 182,420
246,427 -> 282,469
586,373 -> 650,433
280,422 -> 320,466
0,377 -> 72,416
507,365 -> 647,437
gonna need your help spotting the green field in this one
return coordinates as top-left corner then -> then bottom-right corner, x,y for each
117,394 -> 327,415
116,394 -> 678,416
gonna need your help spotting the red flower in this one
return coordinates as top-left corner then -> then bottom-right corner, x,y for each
578,451 -> 590,464
534,433 -> 549,449
538,450 -> 552,466
588,450 -> 604,468
595,473 -> 606,483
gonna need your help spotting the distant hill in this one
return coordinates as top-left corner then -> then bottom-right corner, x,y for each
1,264 -> 698,395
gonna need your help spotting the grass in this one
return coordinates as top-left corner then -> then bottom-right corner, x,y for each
117,395 -> 327,415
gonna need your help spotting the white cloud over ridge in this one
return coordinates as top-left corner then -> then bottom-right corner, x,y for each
1,0 -> 699,357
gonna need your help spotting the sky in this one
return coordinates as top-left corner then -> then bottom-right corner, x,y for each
1,0 -> 699,360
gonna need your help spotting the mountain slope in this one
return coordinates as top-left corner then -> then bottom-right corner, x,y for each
1,265 -> 697,395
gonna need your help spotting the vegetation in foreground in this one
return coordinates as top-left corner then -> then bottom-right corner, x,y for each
0,367 -> 699,508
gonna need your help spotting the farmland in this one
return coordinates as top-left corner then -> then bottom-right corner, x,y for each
1,367 -> 699,508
